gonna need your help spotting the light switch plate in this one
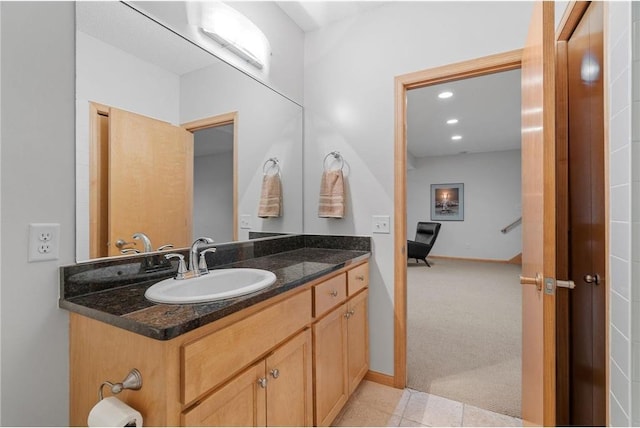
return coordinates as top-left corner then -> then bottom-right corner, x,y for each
240,215 -> 252,230
372,215 -> 390,234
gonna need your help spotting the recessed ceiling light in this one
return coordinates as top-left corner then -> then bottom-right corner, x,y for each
438,91 -> 453,99
446,118 -> 459,124
451,135 -> 462,141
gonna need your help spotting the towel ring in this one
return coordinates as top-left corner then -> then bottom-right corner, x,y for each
323,151 -> 344,172
263,157 -> 280,176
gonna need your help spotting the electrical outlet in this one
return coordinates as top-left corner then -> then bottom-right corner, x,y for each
28,223 -> 60,262
372,215 -> 390,234
240,215 -> 252,230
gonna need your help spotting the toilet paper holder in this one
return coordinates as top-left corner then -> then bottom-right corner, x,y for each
98,368 -> 143,401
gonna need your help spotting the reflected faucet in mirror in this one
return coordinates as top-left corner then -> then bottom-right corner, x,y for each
133,232 -> 152,252
116,232 -> 174,255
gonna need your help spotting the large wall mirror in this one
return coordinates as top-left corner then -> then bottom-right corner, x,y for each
75,1 -> 304,261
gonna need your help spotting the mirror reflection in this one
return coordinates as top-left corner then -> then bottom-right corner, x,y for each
75,2 -> 304,261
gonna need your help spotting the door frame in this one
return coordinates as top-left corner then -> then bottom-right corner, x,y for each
393,49 -> 523,388
182,112 -> 239,241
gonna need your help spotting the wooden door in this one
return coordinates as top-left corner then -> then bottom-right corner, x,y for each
182,361 -> 267,426
313,303 -> 349,427
347,290 -> 369,395
108,107 -> 193,256
265,329 -> 313,427
566,2 -> 606,424
520,1 -> 557,425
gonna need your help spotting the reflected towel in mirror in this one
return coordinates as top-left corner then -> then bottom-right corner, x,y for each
258,174 -> 282,218
318,170 -> 345,218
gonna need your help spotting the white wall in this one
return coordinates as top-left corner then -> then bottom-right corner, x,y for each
75,31 -> 180,260
303,1 -> 534,375
407,150 -> 522,261
0,2 -> 75,425
608,2 -> 635,425
180,62 -> 304,241
632,4 -> 640,425
0,4 -> 3,419
193,151 -> 234,242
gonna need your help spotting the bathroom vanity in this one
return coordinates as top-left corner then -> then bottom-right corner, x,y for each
60,235 -> 370,426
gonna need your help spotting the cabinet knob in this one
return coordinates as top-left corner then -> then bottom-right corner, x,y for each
270,369 -> 280,379
349,309 -> 355,317
355,275 -> 365,281
330,289 -> 338,297
344,312 -> 351,319
257,377 -> 267,388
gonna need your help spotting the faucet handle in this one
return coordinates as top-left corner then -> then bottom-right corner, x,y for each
157,244 -> 174,251
120,248 -> 140,255
198,248 -> 217,275
165,253 -> 188,280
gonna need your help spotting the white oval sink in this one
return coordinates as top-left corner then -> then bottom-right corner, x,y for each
144,268 -> 277,304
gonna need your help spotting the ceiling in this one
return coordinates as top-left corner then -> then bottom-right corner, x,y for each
77,2 -> 219,76
275,1 -> 388,32
407,69 -> 522,158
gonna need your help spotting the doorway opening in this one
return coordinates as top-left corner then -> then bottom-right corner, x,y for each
183,112 -> 239,243
393,50 -> 523,393
402,57 -> 524,419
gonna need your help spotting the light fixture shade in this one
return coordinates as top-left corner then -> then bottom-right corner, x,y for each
197,2 -> 270,70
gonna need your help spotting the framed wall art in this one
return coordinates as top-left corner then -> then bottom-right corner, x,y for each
431,183 -> 464,221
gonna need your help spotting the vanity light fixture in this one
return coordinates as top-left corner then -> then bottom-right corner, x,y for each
451,135 -> 462,141
438,91 -> 453,99
446,118 -> 459,124
199,2 -> 271,70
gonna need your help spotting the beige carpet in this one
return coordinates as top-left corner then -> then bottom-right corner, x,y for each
407,258 -> 522,418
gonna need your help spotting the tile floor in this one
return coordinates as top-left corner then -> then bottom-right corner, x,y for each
332,380 -> 523,427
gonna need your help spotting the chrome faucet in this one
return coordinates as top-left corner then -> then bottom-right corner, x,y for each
189,237 -> 215,276
132,232 -> 153,253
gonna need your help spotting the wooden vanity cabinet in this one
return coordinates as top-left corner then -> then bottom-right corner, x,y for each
183,329 -> 313,426
313,262 -> 369,427
69,260 -> 369,427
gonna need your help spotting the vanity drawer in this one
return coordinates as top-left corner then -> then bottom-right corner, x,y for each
313,273 -> 347,318
347,262 -> 369,295
181,289 -> 312,405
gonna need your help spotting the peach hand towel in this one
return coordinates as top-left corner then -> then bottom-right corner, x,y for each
318,169 -> 345,218
258,174 -> 282,218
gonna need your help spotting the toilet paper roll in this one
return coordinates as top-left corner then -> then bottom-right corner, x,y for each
88,396 -> 143,427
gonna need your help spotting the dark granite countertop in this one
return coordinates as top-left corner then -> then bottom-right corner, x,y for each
59,247 -> 370,340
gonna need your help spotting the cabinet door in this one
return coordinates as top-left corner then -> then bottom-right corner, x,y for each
313,303 -> 349,427
266,329 -> 313,427
347,289 -> 369,395
182,361 -> 266,427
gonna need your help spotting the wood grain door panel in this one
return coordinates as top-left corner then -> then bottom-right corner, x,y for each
566,2 -> 606,424
108,107 -> 193,256
520,1 -> 557,425
182,361 -> 266,427
313,304 -> 348,426
266,329 -> 313,427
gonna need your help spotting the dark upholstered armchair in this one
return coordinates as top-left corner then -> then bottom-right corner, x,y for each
407,222 -> 441,267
